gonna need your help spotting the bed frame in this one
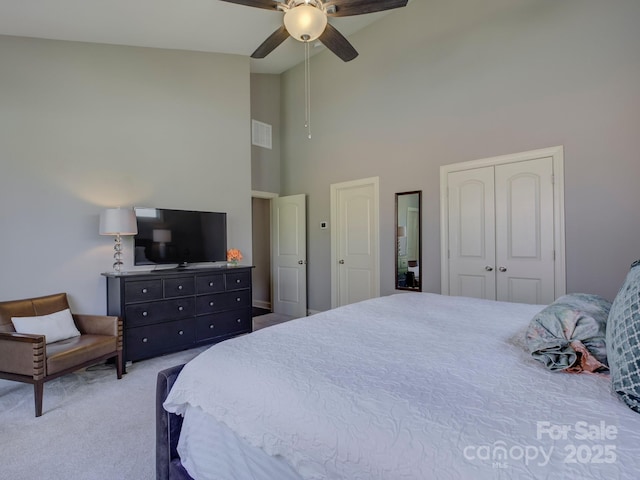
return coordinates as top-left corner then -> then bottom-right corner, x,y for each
156,364 -> 194,480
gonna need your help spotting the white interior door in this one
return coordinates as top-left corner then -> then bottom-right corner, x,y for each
271,194 -> 307,317
495,157 -> 555,304
331,177 -> 380,308
447,166 -> 497,300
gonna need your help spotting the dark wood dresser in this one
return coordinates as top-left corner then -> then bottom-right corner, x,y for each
103,266 -> 252,366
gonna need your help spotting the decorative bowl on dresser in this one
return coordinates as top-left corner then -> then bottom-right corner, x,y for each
103,266 -> 252,370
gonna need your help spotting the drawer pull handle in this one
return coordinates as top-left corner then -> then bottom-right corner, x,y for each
236,279 -> 241,284
142,337 -> 148,343
142,288 -> 148,294
236,297 -> 241,302
178,306 -> 184,311
178,285 -> 183,290
209,301 -> 214,307
142,311 -> 148,317
209,324 -> 214,329
236,318 -> 242,323
209,281 -> 214,287
178,330 -> 184,335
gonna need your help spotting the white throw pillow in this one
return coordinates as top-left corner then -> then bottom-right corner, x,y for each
12,309 -> 81,344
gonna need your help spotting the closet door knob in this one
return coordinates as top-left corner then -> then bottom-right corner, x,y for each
499,266 -> 507,272
485,266 -> 494,272
339,259 -> 345,264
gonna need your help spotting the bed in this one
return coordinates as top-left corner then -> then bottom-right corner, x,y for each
157,292 -> 640,479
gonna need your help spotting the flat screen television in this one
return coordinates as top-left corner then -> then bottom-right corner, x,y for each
133,207 -> 227,267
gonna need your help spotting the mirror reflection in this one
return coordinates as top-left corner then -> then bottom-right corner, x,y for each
396,191 -> 422,291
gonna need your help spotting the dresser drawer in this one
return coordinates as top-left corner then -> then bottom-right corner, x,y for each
164,276 -> 195,298
125,297 -> 195,327
196,274 -> 225,294
222,289 -> 252,309
126,319 -> 195,361
225,271 -> 251,291
195,293 -> 226,314
125,280 -> 163,303
196,290 -> 251,314
195,308 -> 252,342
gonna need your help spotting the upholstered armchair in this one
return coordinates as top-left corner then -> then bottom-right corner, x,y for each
0,293 -> 123,417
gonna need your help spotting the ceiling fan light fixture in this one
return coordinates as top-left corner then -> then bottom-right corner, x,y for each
284,4 -> 327,42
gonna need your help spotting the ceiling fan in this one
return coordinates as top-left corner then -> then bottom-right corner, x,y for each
219,0 -> 409,62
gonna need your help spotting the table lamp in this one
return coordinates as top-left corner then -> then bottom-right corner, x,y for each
99,207 -> 138,272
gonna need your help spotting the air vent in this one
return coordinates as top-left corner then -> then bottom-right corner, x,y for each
251,120 -> 272,150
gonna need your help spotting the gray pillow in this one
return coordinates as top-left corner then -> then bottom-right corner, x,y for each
606,259 -> 640,413
526,293 -> 610,373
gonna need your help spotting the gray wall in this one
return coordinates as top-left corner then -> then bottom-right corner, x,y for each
251,73 -> 281,194
251,197 -> 271,309
0,35 -> 252,313
281,0 -> 640,312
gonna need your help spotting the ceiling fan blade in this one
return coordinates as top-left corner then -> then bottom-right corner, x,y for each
325,0 -> 408,17
220,0 -> 279,10
251,25 -> 290,58
218,0 -> 280,12
318,23 -> 358,62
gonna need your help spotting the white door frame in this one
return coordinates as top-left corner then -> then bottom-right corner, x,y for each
330,177 -> 380,308
251,190 -> 279,311
253,190 -> 308,316
439,146 -> 566,299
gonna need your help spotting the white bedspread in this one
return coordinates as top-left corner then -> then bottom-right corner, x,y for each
164,293 -> 640,479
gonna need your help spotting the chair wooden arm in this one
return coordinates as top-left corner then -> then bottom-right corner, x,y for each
0,332 -> 46,379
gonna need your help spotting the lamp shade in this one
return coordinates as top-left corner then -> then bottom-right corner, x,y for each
152,229 -> 172,243
99,208 -> 138,235
284,4 -> 327,42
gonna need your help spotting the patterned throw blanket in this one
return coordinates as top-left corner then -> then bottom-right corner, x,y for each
526,293 -> 611,373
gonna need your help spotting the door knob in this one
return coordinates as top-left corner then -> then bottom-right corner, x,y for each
485,266 -> 494,272
298,260 -> 304,265
499,266 -> 507,272
339,259 -> 345,264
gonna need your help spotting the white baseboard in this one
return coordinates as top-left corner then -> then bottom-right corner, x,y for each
252,300 -> 271,310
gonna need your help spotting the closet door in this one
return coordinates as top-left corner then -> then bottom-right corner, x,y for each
446,158 -> 556,304
495,157 -> 555,304
447,167 -> 496,300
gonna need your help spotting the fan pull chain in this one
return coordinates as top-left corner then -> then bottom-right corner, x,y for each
304,40 -> 312,139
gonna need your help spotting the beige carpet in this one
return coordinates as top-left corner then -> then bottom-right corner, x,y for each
0,314 -> 296,480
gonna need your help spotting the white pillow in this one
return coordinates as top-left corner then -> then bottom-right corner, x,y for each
12,309 -> 81,344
